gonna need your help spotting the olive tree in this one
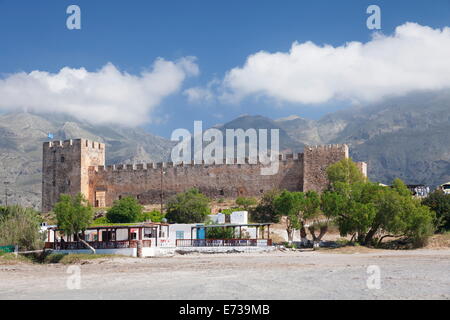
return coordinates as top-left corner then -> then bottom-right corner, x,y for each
273,191 -> 303,242
54,193 -> 94,241
107,196 -> 143,223
250,189 -> 281,223
165,188 -> 210,223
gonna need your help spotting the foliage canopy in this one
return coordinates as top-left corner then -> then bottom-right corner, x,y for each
165,188 -> 210,223
54,193 -> 94,239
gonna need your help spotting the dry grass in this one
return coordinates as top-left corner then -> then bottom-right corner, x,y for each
0,251 -> 125,265
426,232 -> 450,249
0,252 -> 31,265
42,253 -> 126,264
317,245 -> 383,254
269,232 -> 285,244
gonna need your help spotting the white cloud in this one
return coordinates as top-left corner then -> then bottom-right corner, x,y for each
216,23 -> 450,105
184,86 -> 214,103
184,78 -> 219,104
0,57 -> 199,126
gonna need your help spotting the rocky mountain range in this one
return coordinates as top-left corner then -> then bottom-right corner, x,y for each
1,89 -> 450,209
0,112 -> 175,209
217,90 -> 450,188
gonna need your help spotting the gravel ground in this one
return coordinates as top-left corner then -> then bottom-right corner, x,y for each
0,249 -> 449,300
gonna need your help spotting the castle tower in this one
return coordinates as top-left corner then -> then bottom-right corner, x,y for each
302,144 -> 349,193
42,139 -> 105,212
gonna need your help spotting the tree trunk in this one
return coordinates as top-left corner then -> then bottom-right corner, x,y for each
308,225 -> 328,249
377,234 -> 397,247
300,225 -> 308,246
308,226 -> 317,241
364,225 -> 380,246
317,225 -> 328,242
357,233 -> 365,244
287,229 -> 293,243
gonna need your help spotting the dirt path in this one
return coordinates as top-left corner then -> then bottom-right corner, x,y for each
1,249 -> 449,300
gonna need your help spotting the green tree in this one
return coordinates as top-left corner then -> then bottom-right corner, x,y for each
392,178 -> 412,197
327,158 -> 367,191
54,193 -> 94,241
250,189 -> 281,223
107,196 -> 143,223
165,188 -> 210,223
326,178 -> 435,247
206,227 -> 235,239
273,191 -> 303,242
139,210 -> 165,223
235,197 -> 257,211
302,191 -> 327,245
0,206 -> 44,250
422,190 -> 450,232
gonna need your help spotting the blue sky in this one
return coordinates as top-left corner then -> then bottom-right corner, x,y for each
1,0 -> 450,137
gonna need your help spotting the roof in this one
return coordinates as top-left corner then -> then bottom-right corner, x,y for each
50,222 -> 169,231
192,223 -> 272,229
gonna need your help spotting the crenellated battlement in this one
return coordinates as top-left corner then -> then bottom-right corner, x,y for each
87,153 -> 304,174
42,138 -> 106,212
305,144 -> 349,151
43,139 -> 105,150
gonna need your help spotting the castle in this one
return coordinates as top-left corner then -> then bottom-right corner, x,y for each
41,139 -> 367,212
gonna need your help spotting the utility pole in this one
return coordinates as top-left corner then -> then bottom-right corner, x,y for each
160,167 -> 166,214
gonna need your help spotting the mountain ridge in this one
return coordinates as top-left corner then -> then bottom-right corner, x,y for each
1,90 -> 450,209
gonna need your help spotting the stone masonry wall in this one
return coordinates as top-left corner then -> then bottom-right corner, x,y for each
303,144 -> 349,193
42,139 -> 364,211
42,139 -> 104,212
88,155 -> 304,207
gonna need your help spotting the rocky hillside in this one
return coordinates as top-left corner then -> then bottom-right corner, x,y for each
216,90 -> 450,187
275,90 -> 450,186
0,112 -> 175,209
2,89 -> 450,209
214,114 -> 304,154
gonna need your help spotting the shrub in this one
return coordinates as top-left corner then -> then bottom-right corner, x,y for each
107,197 -> 143,223
422,190 -> 450,232
139,210 -> 165,223
165,189 -> 210,223
91,216 -> 109,226
206,227 -> 235,239
0,205 -> 44,250
235,197 -> 257,211
220,208 -> 245,215
250,189 -> 281,223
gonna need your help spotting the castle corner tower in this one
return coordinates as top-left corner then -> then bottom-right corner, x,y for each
41,139 -> 105,212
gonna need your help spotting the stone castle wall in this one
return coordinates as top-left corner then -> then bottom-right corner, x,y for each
88,155 -> 304,208
303,144 -> 349,192
42,139 -> 366,212
42,139 -> 105,212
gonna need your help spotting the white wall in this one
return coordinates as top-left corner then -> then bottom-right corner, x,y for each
167,224 -> 200,246
230,211 -> 248,224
